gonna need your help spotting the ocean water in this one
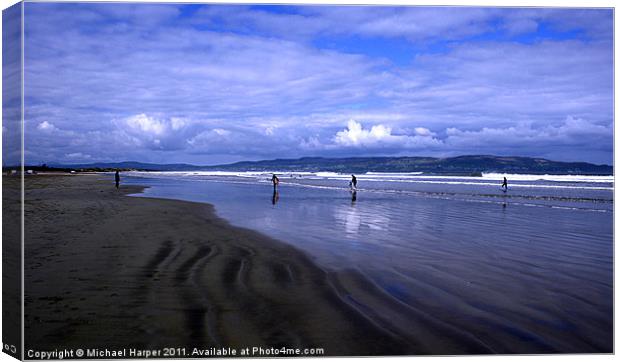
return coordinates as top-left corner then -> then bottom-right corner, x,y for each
123,171 -> 613,353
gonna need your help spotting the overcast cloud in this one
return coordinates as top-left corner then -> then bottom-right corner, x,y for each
17,3 -> 613,165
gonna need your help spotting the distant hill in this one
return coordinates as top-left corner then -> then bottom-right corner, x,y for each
203,155 -> 613,175
44,155 -> 613,175
47,161 -> 200,171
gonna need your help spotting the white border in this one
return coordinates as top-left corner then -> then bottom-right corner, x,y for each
0,1 -> 616,362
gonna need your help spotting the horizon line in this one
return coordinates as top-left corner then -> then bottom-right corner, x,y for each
11,154 -> 615,168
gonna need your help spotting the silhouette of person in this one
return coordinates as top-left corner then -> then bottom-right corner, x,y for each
350,174 -> 357,190
501,176 -> 508,192
271,174 -> 279,190
272,189 -> 280,205
115,170 -> 120,189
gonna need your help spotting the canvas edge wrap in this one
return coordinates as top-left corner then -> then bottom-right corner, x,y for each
2,1 -> 24,360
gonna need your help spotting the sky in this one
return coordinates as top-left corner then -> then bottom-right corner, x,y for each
13,3 -> 614,165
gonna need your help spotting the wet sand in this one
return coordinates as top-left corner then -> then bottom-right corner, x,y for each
15,174 -> 612,356
19,174 -> 423,356
3,174 -> 22,359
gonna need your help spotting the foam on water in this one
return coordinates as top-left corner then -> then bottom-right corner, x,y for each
127,171 -> 613,191
125,170 -> 613,214
481,173 -> 613,183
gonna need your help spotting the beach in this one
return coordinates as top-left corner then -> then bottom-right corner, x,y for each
17,172 -> 613,355
126,171 -> 613,354
20,174 -> 416,356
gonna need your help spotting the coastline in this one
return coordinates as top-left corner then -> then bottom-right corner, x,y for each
13,173 -> 613,355
20,174 -> 418,356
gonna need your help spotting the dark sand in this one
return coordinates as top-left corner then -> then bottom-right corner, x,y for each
18,174 -> 441,356
3,174 -> 22,359
13,173 -> 612,356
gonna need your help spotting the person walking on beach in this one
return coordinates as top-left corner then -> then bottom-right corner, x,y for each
271,174 -> 279,190
115,170 -> 120,189
501,176 -> 508,192
349,174 -> 358,191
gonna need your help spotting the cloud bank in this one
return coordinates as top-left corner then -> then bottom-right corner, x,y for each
20,3 -> 613,165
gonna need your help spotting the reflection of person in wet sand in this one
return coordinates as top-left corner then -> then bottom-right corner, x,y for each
351,190 -> 357,203
115,170 -> 120,189
272,189 -> 280,205
271,174 -> 279,190
501,176 -> 508,192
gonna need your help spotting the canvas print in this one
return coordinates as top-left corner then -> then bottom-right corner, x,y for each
2,2 -> 614,359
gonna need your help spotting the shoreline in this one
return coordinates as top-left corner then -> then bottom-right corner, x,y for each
12,173 -> 613,355
19,174 -> 425,355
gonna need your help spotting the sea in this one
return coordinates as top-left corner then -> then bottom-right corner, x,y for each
123,171 -> 613,353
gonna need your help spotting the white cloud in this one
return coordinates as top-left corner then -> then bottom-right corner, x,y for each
333,120 -> 442,149
37,121 -> 57,132
115,114 -> 199,150
212,128 -> 231,136
414,127 -> 435,137
125,114 -> 167,136
65,152 -> 91,159
444,116 -> 612,157
300,136 -> 322,150
187,128 -> 233,147
334,120 -> 393,146
170,117 -> 187,131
